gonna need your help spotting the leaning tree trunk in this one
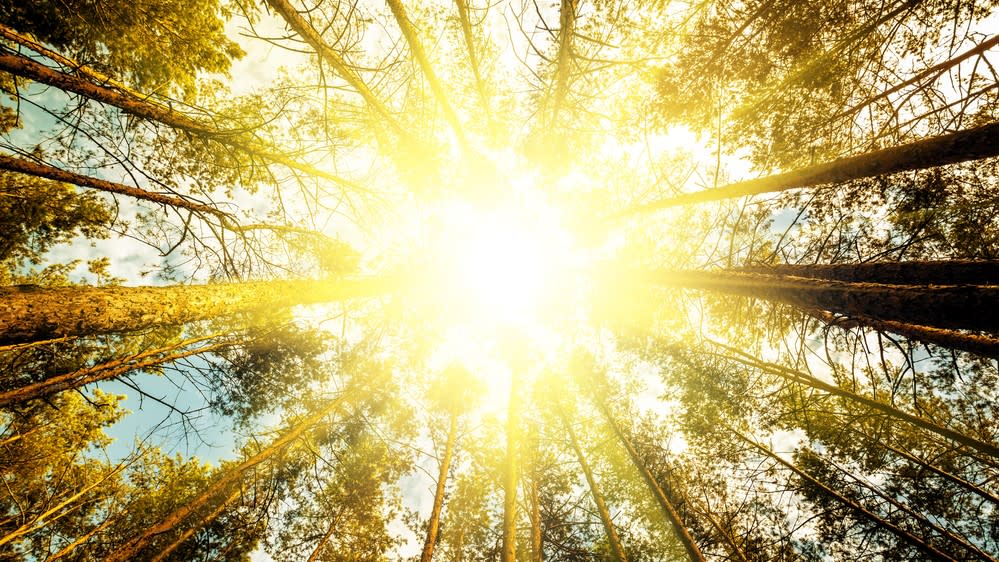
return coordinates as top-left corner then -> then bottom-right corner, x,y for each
703,340 -> 999,459
106,392 -> 351,562
0,277 -> 390,345
0,333 -> 237,406
615,121 -> 999,217
807,309 -> 999,360
880,440 -> 999,506
597,402 -> 706,562
421,412 -> 458,562
734,431 -> 957,562
148,488 -> 243,562
0,50 -> 362,192
502,375 -> 521,562
647,268 -> 999,332
738,260 -> 999,285
561,413 -> 628,562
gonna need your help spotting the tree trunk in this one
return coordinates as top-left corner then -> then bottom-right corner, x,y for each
0,51 -> 363,192
808,308 -> 999,360
648,269 -> 999,332
306,517 -> 339,562
106,393 -> 350,562
705,340 -> 999,459
597,403 -> 706,562
148,488 -> 242,562
562,414 -> 628,562
833,34 -> 999,120
616,121 -> 999,217
385,0 -> 465,144
734,431 -> 956,562
817,451 -> 996,561
0,154 -> 228,217
0,333 -> 236,406
529,475 -> 542,562
881,441 -> 999,506
422,412 -> 458,562
502,376 -> 521,562
0,277 -> 390,345
265,0 -> 404,136
738,260 -> 999,285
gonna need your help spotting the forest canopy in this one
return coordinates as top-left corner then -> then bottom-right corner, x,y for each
1,0 -> 999,560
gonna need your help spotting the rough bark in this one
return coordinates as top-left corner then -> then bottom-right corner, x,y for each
107,394 -> 350,562
421,412 -> 458,562
649,269 -> 999,332
735,432 -> 957,562
0,51 -> 364,192
809,309 -> 999,360
738,260 -> 999,285
563,415 -> 628,562
598,403 -> 706,562
0,277 -> 391,345
550,0 -> 577,127
707,340 -> 999,459
615,122 -> 999,217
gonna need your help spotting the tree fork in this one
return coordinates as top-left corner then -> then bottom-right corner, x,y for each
615,122 -> 999,217
0,278 -> 392,345
385,0 -> 467,146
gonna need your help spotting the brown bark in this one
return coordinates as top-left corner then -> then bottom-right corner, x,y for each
306,519 -> 339,562
421,412 -> 458,562
820,453 -> 996,561
0,334 -> 235,406
148,488 -> 242,562
0,51 -> 364,192
648,269 -> 999,332
735,431 -> 957,562
107,393 -> 350,562
562,415 -> 628,562
615,122 -> 999,217
707,340 -> 999,459
598,403 -> 706,562
0,154 -> 228,217
738,260 -> 999,285
0,277 -> 392,345
809,309 -> 999,360
265,0 -> 405,136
